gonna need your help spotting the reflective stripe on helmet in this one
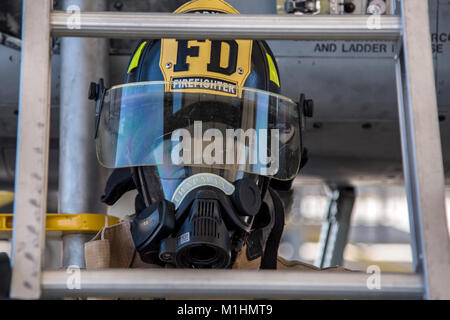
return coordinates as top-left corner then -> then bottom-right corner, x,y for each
127,41 -> 147,74
266,53 -> 280,87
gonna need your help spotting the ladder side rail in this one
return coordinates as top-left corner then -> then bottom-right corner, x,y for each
395,0 -> 450,300
10,0 -> 53,299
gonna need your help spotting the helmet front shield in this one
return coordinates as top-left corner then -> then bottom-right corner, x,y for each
95,81 -> 302,181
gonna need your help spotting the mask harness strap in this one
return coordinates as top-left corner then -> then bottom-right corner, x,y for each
260,187 -> 285,270
101,168 -> 136,206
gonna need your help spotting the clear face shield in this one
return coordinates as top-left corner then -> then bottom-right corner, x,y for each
97,82 -> 301,178
94,81 -> 303,268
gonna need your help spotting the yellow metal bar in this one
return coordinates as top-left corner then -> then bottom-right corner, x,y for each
0,213 -> 120,233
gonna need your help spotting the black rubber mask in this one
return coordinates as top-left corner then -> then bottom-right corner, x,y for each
130,177 -> 262,268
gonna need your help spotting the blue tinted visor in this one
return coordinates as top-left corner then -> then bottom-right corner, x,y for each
96,81 -> 302,181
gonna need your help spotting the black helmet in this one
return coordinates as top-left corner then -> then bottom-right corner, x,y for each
127,0 -> 282,95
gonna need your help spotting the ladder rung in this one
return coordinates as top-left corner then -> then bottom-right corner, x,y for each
41,269 -> 424,299
51,12 -> 402,41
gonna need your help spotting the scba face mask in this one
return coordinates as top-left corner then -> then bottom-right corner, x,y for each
131,175 -> 263,268
91,0 -> 312,269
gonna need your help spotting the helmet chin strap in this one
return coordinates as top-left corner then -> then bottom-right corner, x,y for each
243,184 -> 285,270
260,187 -> 285,269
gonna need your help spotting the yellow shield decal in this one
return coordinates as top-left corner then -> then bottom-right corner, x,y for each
159,39 -> 253,97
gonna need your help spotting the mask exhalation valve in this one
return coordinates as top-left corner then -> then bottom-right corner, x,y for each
160,196 -> 231,268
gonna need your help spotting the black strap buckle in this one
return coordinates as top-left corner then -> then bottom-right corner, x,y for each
88,78 -> 108,139
297,93 -> 314,133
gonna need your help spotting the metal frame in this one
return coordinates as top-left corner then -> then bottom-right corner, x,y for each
10,0 -> 450,299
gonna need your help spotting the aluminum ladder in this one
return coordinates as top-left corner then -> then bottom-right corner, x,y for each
9,0 -> 450,299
